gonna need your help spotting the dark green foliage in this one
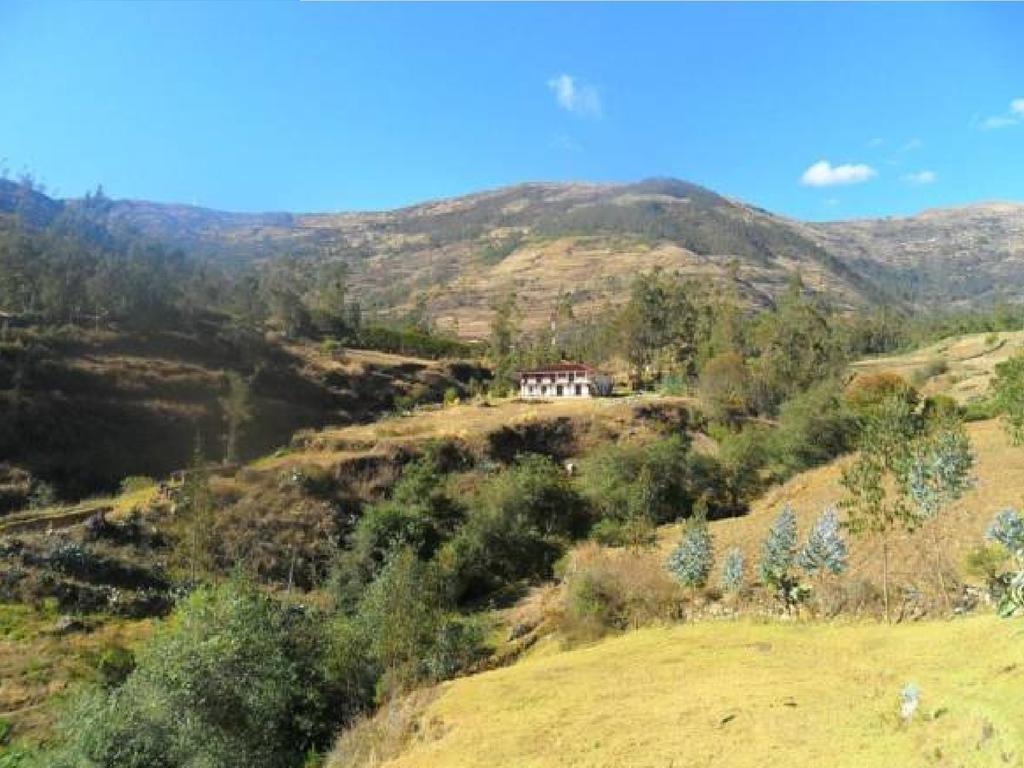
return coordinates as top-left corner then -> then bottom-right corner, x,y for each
47,580 -> 353,768
579,435 -> 736,532
771,379 -> 857,474
993,352 -> 1024,445
349,324 -> 471,360
439,454 -> 587,602
332,447 -> 466,608
749,276 -> 846,414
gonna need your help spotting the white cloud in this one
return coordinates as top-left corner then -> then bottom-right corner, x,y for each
902,137 -> 923,151
800,160 -> 877,187
547,74 -> 602,118
902,170 -> 937,185
980,98 -> 1024,130
867,137 -> 885,148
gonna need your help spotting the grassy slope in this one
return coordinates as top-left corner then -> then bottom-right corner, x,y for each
0,604 -> 153,744
343,617 -> 1024,768
851,330 -> 1024,404
659,417 -> 1024,590
330,333 -> 1024,767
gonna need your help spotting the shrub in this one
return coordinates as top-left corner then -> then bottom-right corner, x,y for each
438,454 -> 586,603
772,380 -> 857,474
47,579 -> 351,768
27,481 -> 57,510
987,508 -> 1024,557
666,516 -> 714,588
591,374 -> 614,397
442,387 -> 459,407
797,507 -> 848,577
557,544 -> 683,643
985,508 -> 1024,618
95,643 -> 136,689
844,372 -> 918,413
579,435 -> 735,527
759,505 -> 798,590
720,548 -> 745,594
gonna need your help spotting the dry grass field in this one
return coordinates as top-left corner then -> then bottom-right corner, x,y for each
330,616 -> 1024,768
851,330 -> 1024,404
0,604 -> 153,744
252,394 -> 700,473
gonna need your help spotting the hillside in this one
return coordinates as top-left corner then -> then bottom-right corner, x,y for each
850,329 -> 1024,405
5,178 -> 1024,338
331,616 -> 1023,768
0,325 -> 478,503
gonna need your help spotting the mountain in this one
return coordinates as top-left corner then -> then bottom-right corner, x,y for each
3,177 -> 1023,337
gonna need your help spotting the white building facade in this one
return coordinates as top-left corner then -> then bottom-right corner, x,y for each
518,363 -> 595,399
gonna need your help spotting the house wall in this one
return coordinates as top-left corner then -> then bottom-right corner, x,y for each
519,372 -> 592,398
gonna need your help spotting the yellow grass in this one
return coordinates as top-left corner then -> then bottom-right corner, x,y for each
342,615 -> 1023,768
0,604 -> 153,743
851,330 -> 1024,404
253,394 -> 697,472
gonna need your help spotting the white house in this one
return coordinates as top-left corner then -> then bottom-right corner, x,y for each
518,363 -> 596,399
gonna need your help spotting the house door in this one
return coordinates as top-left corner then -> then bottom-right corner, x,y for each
556,385 -> 564,396
575,384 -> 582,396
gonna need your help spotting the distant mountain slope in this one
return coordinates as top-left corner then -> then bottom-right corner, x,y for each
807,202 -> 1024,308
3,178 -> 1023,336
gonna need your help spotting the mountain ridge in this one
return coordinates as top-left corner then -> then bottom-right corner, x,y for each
2,177 -> 1023,337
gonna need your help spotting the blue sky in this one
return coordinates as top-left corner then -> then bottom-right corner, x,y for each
1,2 -> 1022,221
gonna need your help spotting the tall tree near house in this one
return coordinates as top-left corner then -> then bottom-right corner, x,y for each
221,371 -> 253,465
840,395 -> 974,622
489,291 -> 520,395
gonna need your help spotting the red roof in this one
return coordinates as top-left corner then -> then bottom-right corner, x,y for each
518,363 -> 595,375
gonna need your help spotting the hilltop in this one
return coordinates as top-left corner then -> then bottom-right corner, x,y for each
3,178 -> 1023,337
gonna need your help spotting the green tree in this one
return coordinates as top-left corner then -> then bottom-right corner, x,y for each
841,396 -> 974,621
175,441 -> 217,584
699,351 -> 753,427
488,291 -> 520,396
993,352 -> 1024,445
220,371 -> 253,465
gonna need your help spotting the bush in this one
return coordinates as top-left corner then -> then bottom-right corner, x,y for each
438,454 -> 587,603
95,643 -> 136,689
797,507 -> 848,577
844,373 -> 918,413
47,579 -> 352,768
579,435 -> 736,528
443,387 -> 459,407
771,380 -> 857,474
666,516 -> 714,588
557,544 -> 683,643
719,548 -> 745,593
759,505 -> 798,592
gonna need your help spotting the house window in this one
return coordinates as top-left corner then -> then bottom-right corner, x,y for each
556,385 -> 564,396
568,372 -> 575,383
541,385 -> 547,395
